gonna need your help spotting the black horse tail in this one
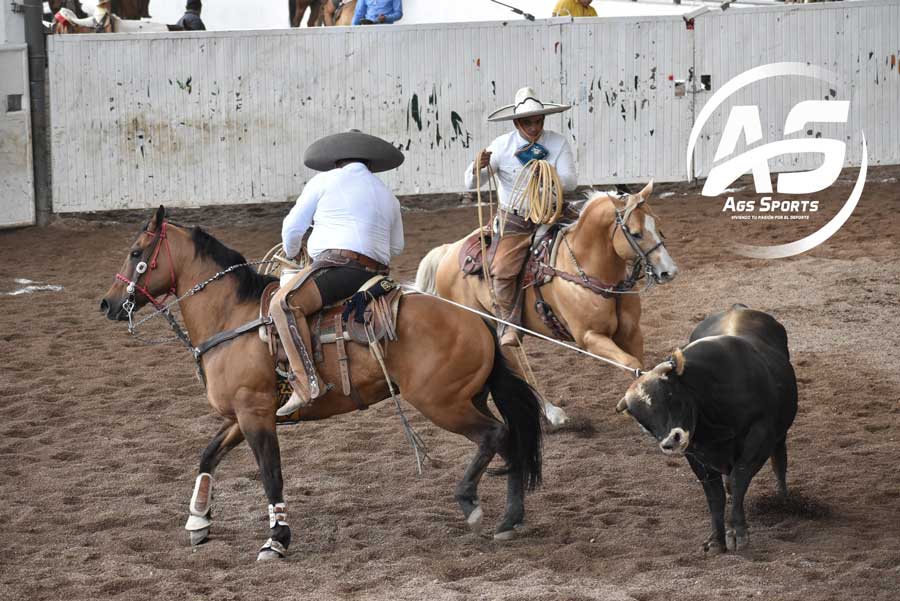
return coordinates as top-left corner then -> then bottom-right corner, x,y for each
486,330 -> 543,491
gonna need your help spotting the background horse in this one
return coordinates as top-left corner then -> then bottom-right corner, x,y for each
290,0 -> 323,27
100,206 -> 543,560
415,182 -> 678,426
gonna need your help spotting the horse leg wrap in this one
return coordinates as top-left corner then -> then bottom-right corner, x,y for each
268,503 -> 288,529
184,472 -> 213,531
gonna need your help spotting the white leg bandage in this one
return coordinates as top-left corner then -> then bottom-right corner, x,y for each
268,503 -> 288,529
185,472 -> 214,532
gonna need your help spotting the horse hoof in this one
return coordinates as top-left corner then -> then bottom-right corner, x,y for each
543,405 -> 569,428
493,522 -> 523,541
189,528 -> 209,546
257,538 -> 287,561
466,506 -> 483,533
703,533 -> 726,555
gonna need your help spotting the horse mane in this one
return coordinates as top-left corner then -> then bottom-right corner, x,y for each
187,225 -> 277,303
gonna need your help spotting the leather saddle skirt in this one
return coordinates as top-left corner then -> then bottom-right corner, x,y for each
458,227 -> 495,276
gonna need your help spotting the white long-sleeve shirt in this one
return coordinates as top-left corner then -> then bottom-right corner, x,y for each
464,130 -> 577,211
281,162 -> 404,266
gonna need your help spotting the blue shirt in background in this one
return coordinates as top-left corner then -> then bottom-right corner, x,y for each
352,0 -> 403,25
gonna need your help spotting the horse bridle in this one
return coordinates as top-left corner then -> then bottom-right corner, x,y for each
614,207 -> 667,284
115,220 -> 177,315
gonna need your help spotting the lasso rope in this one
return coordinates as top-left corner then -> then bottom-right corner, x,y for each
402,284 -> 643,379
472,152 -> 581,395
505,159 -> 565,228
474,149 -> 498,311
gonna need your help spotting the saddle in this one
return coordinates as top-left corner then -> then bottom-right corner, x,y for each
260,276 -> 404,420
457,225 -> 565,282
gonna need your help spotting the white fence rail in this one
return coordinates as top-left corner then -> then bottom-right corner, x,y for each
46,1 -> 900,213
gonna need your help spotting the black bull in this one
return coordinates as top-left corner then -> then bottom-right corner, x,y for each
617,304 -> 798,554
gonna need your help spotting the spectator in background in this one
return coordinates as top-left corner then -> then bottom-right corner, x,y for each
352,0 -> 402,25
552,0 -> 597,17
177,0 -> 206,30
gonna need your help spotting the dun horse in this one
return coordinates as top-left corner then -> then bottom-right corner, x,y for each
100,207 -> 543,560
415,183 -> 678,425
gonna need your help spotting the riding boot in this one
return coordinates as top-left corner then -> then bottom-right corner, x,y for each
270,277 -> 324,416
493,275 -> 524,346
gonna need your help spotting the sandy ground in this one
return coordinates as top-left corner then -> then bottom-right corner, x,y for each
1,167 -> 899,600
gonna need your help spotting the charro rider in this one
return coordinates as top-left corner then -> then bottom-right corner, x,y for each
464,86 -> 577,346
271,130 -> 405,417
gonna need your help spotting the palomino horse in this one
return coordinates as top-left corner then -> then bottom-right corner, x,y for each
100,207 -> 543,560
415,182 -> 678,426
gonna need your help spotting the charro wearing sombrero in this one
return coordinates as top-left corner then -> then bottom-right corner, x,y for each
464,86 -> 577,346
271,130 -> 405,416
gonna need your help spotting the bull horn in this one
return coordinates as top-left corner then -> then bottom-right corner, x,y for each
615,397 -> 629,414
671,348 -> 686,376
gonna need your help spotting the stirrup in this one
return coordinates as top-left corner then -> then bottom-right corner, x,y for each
277,390 -> 310,416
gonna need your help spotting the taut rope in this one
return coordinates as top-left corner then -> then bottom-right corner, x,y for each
403,284 -> 643,379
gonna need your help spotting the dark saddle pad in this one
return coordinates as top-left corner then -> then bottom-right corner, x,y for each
261,277 -> 401,349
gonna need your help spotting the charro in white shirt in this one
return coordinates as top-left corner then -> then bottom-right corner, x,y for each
281,162 -> 404,266
464,129 -> 577,211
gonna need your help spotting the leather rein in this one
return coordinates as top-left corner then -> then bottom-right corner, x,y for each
115,220 -> 276,387
526,208 -> 667,341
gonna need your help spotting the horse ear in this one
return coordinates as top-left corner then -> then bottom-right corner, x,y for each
638,179 -> 654,201
623,193 -> 642,223
148,205 -> 166,233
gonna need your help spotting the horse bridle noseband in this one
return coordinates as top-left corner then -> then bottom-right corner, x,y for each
614,207 -> 667,284
116,220 -> 178,314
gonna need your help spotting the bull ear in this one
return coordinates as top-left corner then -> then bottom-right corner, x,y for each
671,348 -> 686,376
148,205 -> 166,233
615,396 -> 629,414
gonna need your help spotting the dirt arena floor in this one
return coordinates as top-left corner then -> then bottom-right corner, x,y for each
1,167 -> 899,600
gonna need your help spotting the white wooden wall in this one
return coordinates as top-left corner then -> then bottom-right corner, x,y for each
45,1 -> 900,213
693,0 -> 900,178
0,45 -> 34,228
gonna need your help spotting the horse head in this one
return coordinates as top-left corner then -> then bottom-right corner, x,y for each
610,181 -> 678,284
575,181 -> 678,286
100,205 -> 182,320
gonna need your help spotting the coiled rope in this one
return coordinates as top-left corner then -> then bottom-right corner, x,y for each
505,159 -> 565,228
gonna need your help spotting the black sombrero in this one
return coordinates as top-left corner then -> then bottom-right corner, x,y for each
303,130 -> 404,173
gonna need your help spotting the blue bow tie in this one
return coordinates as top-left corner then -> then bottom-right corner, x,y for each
514,142 -> 549,165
